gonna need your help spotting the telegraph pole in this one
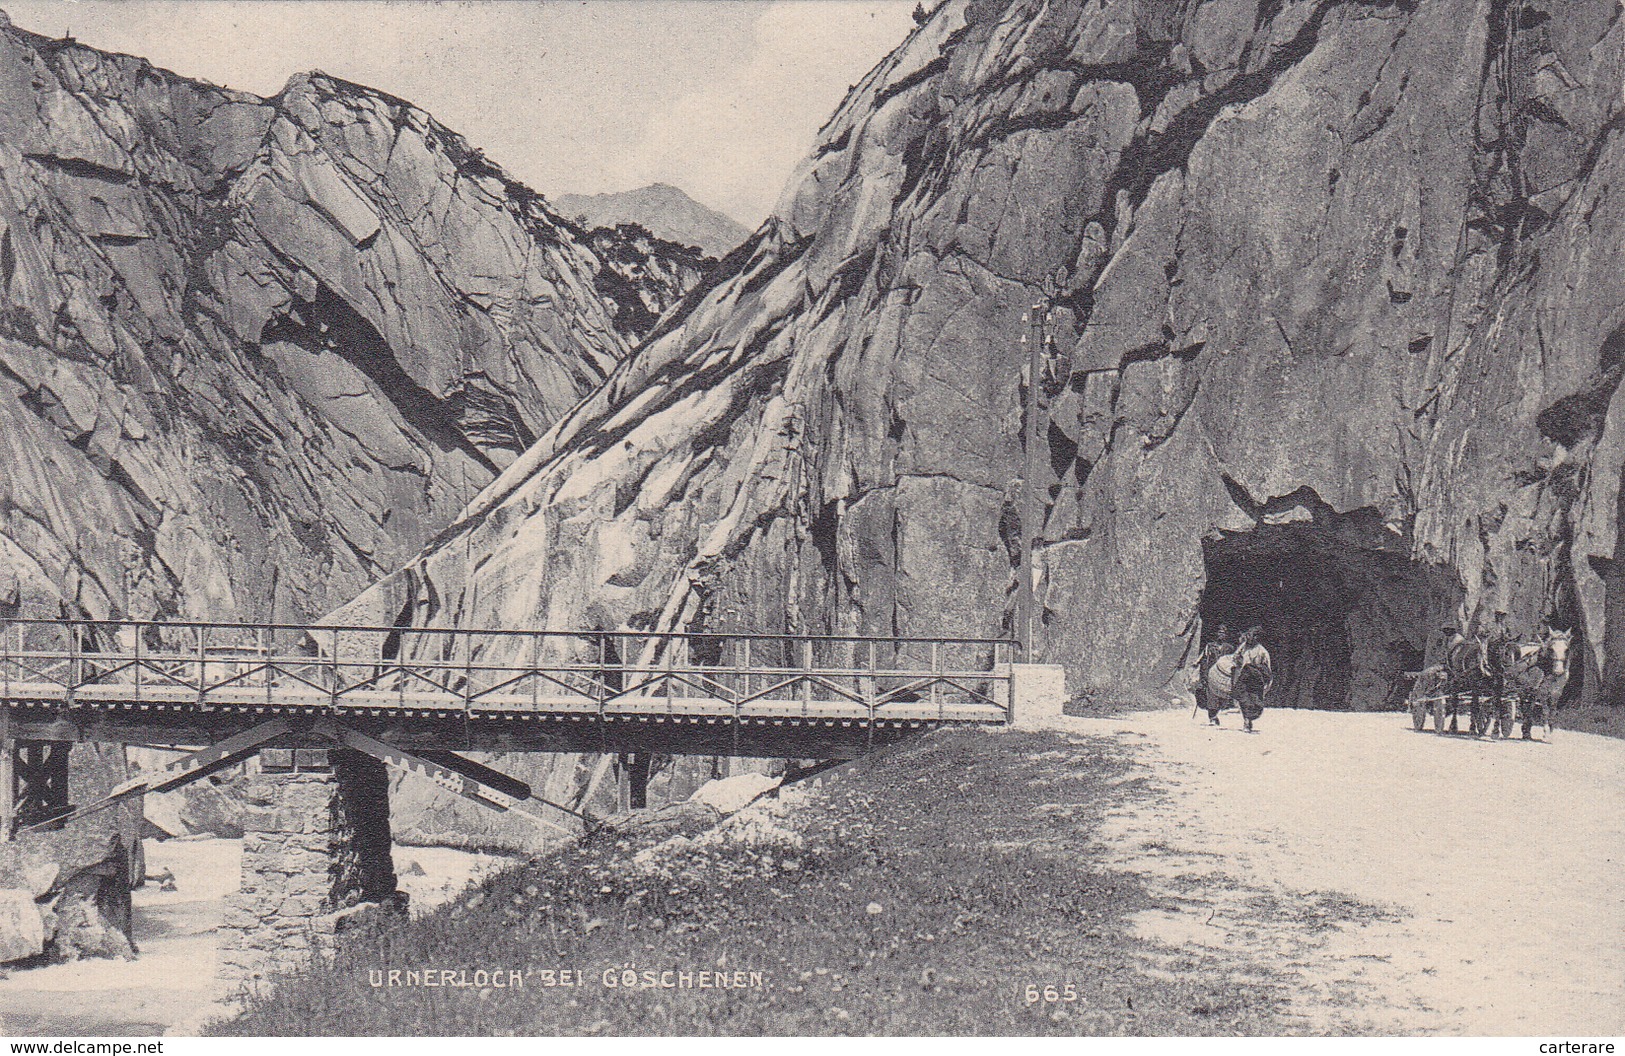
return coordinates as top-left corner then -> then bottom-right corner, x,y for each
1017,303 -> 1047,660
1,580 -> 12,840
0,704 -> 11,841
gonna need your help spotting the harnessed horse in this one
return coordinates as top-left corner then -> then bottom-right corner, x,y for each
1205,640 -> 1273,732
1445,634 -> 1495,735
1501,627 -> 1571,741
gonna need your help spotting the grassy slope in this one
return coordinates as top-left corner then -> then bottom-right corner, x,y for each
212,728 -> 1298,1036
1555,700 -> 1625,741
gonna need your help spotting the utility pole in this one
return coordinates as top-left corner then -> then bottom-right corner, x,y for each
1018,303 -> 1047,660
0,704 -> 11,841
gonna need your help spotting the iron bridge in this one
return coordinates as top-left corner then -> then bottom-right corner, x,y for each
0,619 -> 1016,758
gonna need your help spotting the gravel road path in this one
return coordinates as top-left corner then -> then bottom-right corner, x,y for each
1050,707 -> 1625,1035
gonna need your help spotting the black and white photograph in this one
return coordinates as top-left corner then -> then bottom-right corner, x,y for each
0,0 -> 1619,1042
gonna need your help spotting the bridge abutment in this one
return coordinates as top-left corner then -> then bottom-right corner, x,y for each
219,747 -> 396,986
1010,664 -> 1067,729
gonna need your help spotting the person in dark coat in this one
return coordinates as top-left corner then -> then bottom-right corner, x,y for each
1231,626 -> 1273,733
1193,623 -> 1234,726
1444,622 -> 1492,733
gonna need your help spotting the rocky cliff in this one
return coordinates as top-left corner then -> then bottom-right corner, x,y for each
0,15 -> 706,623
342,0 -> 1625,716
585,224 -> 719,341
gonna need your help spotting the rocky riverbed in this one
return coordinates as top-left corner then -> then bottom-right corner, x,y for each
0,836 -> 507,1036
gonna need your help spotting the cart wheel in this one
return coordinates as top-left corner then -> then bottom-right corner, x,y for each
1411,704 -> 1426,731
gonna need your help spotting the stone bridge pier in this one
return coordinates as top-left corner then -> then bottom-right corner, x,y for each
213,664 -> 1068,983
219,746 -> 397,986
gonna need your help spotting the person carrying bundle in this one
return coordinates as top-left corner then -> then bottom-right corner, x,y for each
1191,623 -> 1234,726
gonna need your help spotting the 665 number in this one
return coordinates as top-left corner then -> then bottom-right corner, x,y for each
1023,983 -> 1079,1004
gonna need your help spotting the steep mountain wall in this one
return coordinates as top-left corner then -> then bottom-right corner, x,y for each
585,224 -> 719,339
0,17 -> 704,623
341,0 -> 1624,715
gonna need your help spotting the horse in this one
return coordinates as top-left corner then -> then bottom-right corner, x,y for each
1206,635 -> 1272,732
1445,633 -> 1494,735
1501,626 -> 1571,741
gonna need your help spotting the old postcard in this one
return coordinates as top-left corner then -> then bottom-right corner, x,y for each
0,0 -> 1620,1045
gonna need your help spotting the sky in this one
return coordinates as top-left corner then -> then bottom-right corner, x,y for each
0,0 -> 918,225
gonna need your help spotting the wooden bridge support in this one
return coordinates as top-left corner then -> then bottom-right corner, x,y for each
0,709 -> 10,839
11,740 -> 71,833
219,746 -> 397,986
620,752 -> 651,810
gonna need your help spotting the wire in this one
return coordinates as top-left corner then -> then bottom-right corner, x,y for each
1060,301 -> 1625,334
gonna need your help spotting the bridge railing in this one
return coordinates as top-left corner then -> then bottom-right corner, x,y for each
0,619 -> 1017,722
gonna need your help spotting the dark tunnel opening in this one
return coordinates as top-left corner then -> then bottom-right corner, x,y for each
1198,523 -> 1461,711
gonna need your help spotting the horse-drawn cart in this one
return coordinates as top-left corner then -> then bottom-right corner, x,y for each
1403,627 -> 1570,741
1405,665 -> 1451,733
1404,671 -> 1505,736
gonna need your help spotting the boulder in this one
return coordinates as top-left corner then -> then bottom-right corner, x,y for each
142,790 -> 192,840
688,773 -> 779,815
18,861 -> 59,899
596,801 -> 721,841
0,889 -> 46,964
174,780 -> 250,840
0,829 -> 134,963
49,892 -> 133,962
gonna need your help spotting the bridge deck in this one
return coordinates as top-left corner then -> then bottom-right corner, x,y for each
0,620 -> 1017,756
0,681 -> 1007,723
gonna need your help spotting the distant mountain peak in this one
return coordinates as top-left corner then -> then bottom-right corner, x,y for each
552,183 -> 750,259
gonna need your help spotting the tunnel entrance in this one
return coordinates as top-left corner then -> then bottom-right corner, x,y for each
1199,520 -> 1459,711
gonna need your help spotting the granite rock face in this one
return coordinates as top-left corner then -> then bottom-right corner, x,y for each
586,224 -> 720,343
0,21 -> 707,898
0,22 -> 705,624
0,887 -> 44,962
345,0 -> 1625,715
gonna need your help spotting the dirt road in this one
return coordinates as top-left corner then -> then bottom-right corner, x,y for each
1050,707 -> 1625,1035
